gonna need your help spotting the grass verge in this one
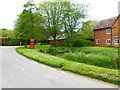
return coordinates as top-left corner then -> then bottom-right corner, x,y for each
16,47 -> 119,85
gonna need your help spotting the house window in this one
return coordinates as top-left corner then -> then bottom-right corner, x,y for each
106,29 -> 111,34
114,39 -> 119,45
106,39 -> 111,44
96,39 -> 100,44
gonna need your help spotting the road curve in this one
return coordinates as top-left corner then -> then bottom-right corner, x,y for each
1,46 -> 117,88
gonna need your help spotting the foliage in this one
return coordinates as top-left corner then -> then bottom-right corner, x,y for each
38,0 -> 88,46
0,29 -> 14,38
16,47 -> 119,85
65,33 -> 93,47
0,37 -> 29,46
62,47 -> 119,69
38,1 -> 67,46
80,20 -> 99,39
62,2 -> 89,47
63,52 -> 119,69
14,1 -> 47,45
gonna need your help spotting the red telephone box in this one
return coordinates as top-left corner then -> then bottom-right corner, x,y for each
30,39 -> 35,49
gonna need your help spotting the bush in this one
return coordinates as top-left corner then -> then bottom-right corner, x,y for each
64,37 -> 94,47
71,40 -> 94,47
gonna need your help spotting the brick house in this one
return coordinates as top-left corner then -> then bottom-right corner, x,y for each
93,15 -> 120,47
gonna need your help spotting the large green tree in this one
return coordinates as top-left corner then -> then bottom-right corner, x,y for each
38,1 -> 68,46
14,1 -> 46,46
38,0 -> 88,46
62,2 -> 88,46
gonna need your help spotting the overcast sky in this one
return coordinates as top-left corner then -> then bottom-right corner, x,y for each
0,0 -> 119,30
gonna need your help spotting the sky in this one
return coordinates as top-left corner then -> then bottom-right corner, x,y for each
0,0 -> 119,30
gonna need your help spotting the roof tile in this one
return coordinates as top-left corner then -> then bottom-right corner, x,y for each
94,17 -> 117,30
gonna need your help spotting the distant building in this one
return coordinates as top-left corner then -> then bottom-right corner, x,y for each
93,15 -> 120,47
47,34 -> 67,46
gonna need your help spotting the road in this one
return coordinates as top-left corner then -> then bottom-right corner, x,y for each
1,46 -> 117,88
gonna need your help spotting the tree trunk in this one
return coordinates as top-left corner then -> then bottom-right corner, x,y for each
24,40 -> 28,48
41,41 -> 43,46
53,37 -> 57,47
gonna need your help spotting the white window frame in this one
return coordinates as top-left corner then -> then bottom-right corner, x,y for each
106,29 -> 111,34
96,39 -> 100,44
114,39 -> 119,45
106,39 -> 111,44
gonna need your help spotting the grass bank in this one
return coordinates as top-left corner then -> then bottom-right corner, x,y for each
16,46 -> 119,85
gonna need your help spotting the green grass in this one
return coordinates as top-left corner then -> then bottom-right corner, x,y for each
16,46 -> 119,85
31,45 -> 119,69
62,50 -> 119,69
16,48 -> 63,68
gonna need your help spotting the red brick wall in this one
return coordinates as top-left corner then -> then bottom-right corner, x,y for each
50,40 -> 66,46
94,29 -> 111,47
111,16 -> 120,47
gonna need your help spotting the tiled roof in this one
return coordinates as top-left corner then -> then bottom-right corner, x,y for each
94,17 -> 117,30
47,34 -> 66,40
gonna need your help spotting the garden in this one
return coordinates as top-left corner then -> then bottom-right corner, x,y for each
16,45 -> 119,85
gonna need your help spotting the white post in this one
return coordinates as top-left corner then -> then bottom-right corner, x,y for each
20,42 -> 21,46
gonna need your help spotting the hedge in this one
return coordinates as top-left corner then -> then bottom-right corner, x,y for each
0,37 -> 29,46
16,47 -> 119,85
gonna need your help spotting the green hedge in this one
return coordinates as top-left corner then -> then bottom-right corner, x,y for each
16,47 -> 119,85
0,38 -> 29,46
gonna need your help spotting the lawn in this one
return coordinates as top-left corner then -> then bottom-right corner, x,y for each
16,45 -> 119,85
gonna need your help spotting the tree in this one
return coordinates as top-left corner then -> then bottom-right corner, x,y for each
14,1 -> 46,47
62,2 -> 89,46
80,20 -> 99,39
38,1 -> 67,46
38,0 -> 88,46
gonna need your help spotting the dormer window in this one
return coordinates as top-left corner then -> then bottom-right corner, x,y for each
106,29 -> 111,34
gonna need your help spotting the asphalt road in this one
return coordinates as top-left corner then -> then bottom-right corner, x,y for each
1,46 -> 117,88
